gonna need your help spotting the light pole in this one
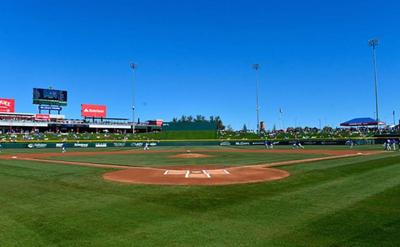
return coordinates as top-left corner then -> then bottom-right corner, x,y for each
130,62 -> 137,134
252,64 -> 260,134
368,39 -> 380,128
393,110 -> 396,126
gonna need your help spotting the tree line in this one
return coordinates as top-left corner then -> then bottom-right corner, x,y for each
171,115 -> 225,130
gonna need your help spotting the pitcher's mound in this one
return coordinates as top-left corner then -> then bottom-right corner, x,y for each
169,153 -> 213,159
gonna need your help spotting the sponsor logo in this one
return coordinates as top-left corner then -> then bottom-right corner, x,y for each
321,141 -> 339,145
55,143 -> 64,148
235,142 -> 250,146
220,141 -> 231,146
35,114 -> 50,120
27,143 -> 48,148
0,100 -> 11,107
39,105 -> 62,111
74,143 -> 89,148
84,108 -> 105,113
252,142 -> 265,145
81,104 -> 106,118
130,142 -> 143,147
113,143 -> 126,147
0,98 -> 15,113
95,143 -> 107,148
149,142 -> 158,146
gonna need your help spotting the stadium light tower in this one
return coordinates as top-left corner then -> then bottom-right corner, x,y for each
252,64 -> 261,134
130,62 -> 137,134
368,38 -> 380,127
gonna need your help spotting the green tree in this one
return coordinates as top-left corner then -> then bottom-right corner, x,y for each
242,124 -> 248,132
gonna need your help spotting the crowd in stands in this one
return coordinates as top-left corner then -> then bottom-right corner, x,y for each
1,125 -> 399,142
218,126 -> 400,140
0,118 -> 132,126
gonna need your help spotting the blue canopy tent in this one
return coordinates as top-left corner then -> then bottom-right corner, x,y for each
340,117 -> 385,127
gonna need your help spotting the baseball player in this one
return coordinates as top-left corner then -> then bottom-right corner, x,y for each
61,143 -> 67,153
264,140 -> 270,149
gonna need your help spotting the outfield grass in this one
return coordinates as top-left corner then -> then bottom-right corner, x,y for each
0,149 -> 399,246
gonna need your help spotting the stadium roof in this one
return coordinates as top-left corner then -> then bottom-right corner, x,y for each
340,117 -> 385,127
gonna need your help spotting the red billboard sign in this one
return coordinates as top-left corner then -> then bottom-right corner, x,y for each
81,104 -> 107,118
0,98 -> 15,113
35,114 -> 50,121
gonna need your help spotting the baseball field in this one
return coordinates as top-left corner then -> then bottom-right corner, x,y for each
0,145 -> 399,246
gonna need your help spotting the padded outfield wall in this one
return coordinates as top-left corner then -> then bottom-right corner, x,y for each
0,138 -> 383,149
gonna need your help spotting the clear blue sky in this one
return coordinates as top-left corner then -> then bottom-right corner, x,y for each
0,0 -> 399,130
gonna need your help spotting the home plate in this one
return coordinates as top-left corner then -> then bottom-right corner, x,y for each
163,169 -> 230,178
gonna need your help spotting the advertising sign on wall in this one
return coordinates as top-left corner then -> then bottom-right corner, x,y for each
35,114 -> 51,121
0,98 -> 15,113
81,104 -> 107,118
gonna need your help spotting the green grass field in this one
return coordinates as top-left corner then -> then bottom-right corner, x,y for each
0,146 -> 400,246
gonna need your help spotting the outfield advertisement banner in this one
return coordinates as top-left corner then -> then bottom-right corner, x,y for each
95,143 -> 108,148
27,143 -> 48,148
81,104 -> 107,118
0,98 -> 15,113
113,143 -> 126,147
74,143 -> 89,148
0,139 -> 378,149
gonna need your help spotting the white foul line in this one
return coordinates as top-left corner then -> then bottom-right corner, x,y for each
202,170 -> 211,178
163,170 -> 169,175
185,170 -> 190,178
223,169 -> 230,174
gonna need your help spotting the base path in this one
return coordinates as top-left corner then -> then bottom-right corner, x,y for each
0,149 -> 382,186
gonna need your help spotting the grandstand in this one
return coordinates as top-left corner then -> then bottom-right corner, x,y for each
0,112 -> 161,134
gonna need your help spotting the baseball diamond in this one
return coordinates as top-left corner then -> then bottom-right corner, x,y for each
1,1 -> 400,246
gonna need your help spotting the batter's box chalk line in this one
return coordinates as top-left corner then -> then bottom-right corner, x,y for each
163,169 -> 231,178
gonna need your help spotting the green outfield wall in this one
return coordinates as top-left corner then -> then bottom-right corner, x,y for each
0,137 -> 395,149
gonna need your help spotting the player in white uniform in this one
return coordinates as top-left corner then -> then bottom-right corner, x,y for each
392,139 -> 397,151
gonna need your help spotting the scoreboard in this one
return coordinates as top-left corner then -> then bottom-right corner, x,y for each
33,88 -> 68,106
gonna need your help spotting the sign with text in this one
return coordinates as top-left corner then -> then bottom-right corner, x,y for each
81,104 -> 107,118
35,114 -> 51,121
0,98 -> 15,112
39,105 -> 62,111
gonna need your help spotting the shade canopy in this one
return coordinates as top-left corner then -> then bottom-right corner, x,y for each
340,117 -> 385,127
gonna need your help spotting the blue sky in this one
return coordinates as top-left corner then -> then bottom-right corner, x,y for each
0,0 -> 399,130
